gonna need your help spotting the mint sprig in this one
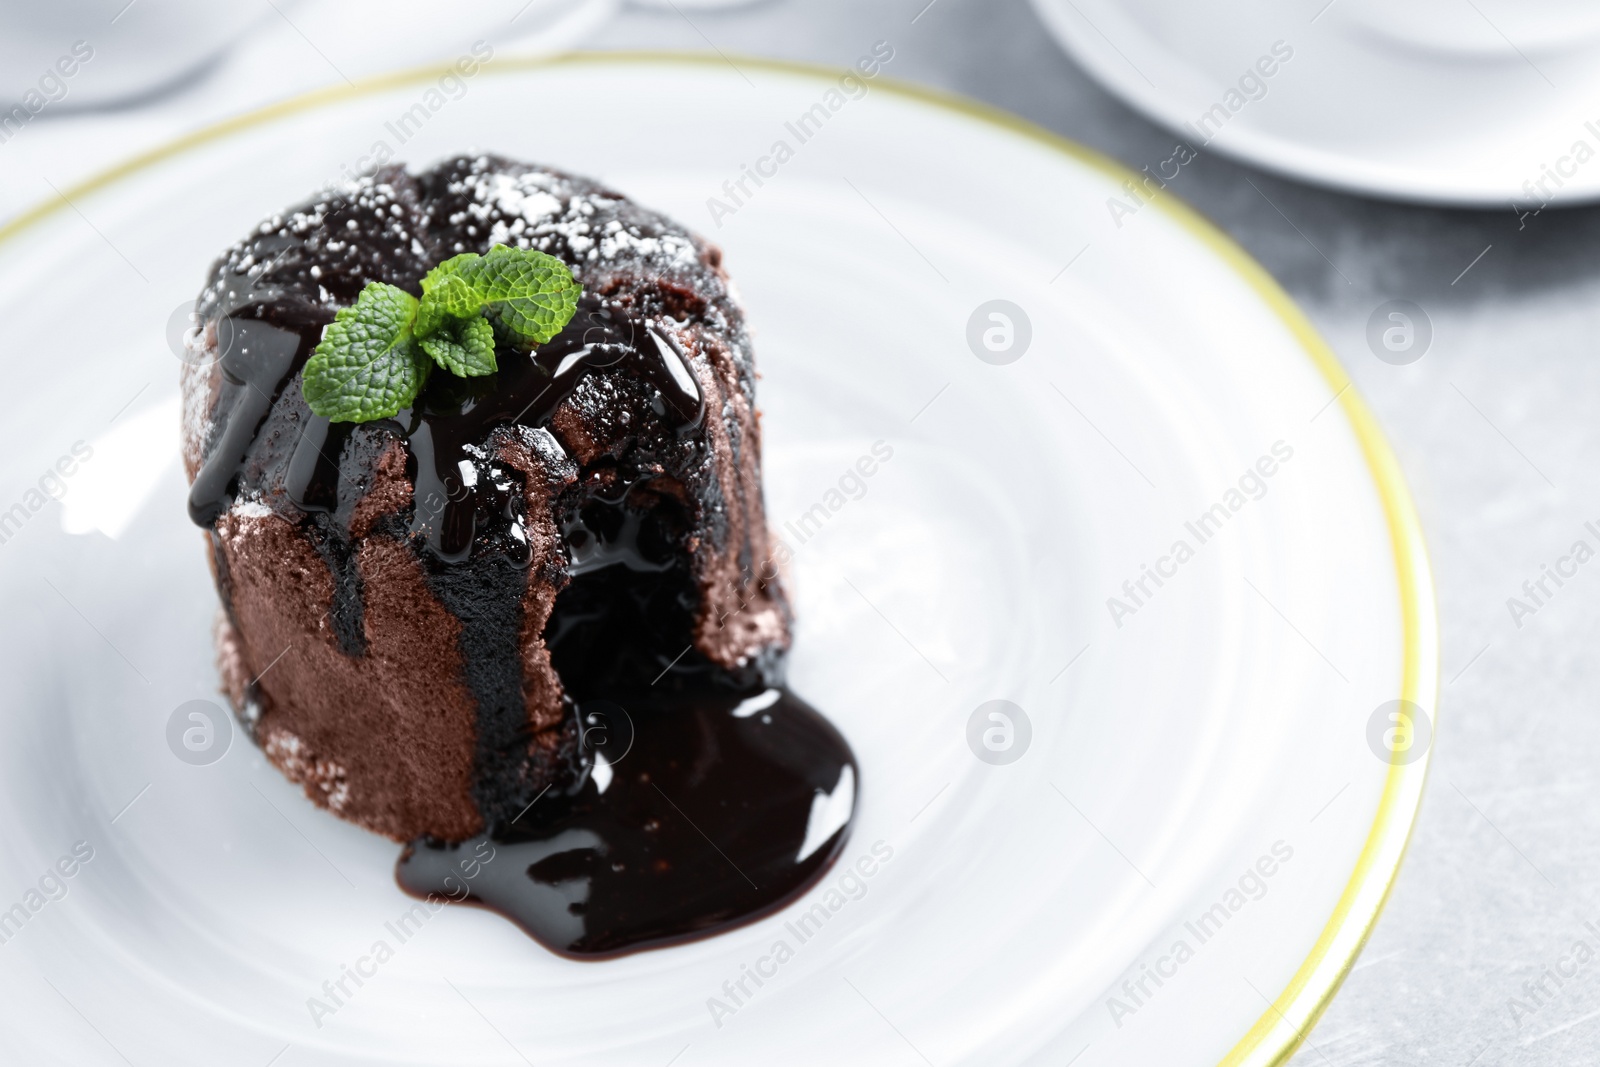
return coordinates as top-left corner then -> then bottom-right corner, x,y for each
302,246 -> 581,422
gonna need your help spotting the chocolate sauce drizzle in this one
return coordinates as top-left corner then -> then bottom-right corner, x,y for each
186,318 -> 311,528
189,295 -> 706,562
398,297 -> 704,562
395,477 -> 853,955
185,159 -> 857,958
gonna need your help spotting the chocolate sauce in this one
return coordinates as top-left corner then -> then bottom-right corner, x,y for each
395,468 -> 847,954
417,528 -> 580,832
189,295 -> 706,563
396,687 -> 856,958
282,416 -> 351,515
399,456 -> 849,955
259,295 -> 704,559
397,297 -> 705,562
187,319 -> 309,528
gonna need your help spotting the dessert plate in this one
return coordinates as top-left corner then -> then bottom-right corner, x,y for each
1029,0 -> 1600,205
0,55 -> 1435,1066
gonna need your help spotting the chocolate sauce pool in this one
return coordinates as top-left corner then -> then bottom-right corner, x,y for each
397,688 -> 856,958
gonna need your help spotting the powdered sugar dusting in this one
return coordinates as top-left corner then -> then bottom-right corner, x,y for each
441,157 -> 699,272
264,727 -> 353,812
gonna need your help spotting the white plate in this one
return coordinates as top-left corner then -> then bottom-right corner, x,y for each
0,55 -> 1435,1066
1029,0 -> 1600,206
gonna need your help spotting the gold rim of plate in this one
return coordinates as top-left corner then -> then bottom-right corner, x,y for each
0,50 -> 1440,1067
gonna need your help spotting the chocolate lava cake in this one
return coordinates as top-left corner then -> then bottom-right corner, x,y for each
181,156 -> 792,844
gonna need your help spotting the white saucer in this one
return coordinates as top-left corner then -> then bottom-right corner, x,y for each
0,55 -> 1435,1066
1029,0 -> 1600,206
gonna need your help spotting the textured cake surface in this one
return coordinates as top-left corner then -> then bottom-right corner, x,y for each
182,156 -> 790,842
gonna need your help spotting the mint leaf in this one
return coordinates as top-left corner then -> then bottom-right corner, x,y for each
459,246 -> 580,347
302,283 -> 430,422
416,268 -> 482,338
420,314 -> 497,377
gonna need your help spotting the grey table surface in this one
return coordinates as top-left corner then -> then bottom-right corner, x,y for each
590,1 -> 1600,1064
